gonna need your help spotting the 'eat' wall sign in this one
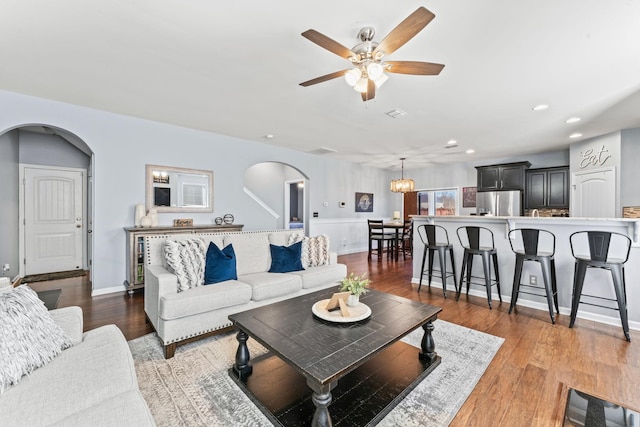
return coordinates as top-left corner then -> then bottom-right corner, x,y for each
579,144 -> 611,169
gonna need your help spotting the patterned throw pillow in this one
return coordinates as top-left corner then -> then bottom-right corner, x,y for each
164,238 -> 207,292
0,285 -> 73,393
288,234 -> 330,268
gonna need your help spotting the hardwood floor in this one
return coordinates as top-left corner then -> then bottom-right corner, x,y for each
26,252 -> 639,425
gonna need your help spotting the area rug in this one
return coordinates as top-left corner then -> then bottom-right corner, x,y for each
129,320 -> 503,427
36,289 -> 61,310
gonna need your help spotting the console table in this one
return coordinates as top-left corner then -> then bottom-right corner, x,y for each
123,224 -> 243,294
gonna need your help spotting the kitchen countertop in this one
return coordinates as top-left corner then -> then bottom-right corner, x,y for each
410,215 -> 639,222
409,215 -> 640,328
410,215 -> 640,242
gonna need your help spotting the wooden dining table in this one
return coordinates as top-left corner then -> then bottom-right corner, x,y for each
383,221 -> 405,261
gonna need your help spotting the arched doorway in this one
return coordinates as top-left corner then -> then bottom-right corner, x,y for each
0,124 -> 94,281
244,162 -> 309,231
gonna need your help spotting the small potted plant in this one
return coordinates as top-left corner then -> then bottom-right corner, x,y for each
339,272 -> 371,306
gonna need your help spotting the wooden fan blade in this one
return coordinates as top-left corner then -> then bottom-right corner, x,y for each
299,69 -> 350,87
301,29 -> 356,60
385,61 -> 445,75
373,7 -> 435,57
361,79 -> 376,102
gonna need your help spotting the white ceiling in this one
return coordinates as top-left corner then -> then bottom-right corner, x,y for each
2,0 -> 640,171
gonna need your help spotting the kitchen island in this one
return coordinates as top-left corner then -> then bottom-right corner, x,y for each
411,215 -> 640,334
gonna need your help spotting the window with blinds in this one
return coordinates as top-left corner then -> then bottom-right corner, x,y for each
182,184 -> 206,207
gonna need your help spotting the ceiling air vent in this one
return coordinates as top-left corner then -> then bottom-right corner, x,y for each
306,147 -> 337,155
385,109 -> 407,119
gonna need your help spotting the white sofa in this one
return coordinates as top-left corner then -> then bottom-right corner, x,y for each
144,229 -> 348,358
0,306 -> 156,427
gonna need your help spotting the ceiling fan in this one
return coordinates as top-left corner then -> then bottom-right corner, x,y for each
299,6 -> 445,102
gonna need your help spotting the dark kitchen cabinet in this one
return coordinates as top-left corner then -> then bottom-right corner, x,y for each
525,166 -> 569,209
476,162 -> 531,192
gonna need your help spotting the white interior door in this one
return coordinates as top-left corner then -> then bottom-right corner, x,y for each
571,167 -> 615,218
24,167 -> 84,275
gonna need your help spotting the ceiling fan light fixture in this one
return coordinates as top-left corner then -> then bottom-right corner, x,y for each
344,68 -> 362,86
366,62 -> 384,80
299,7 -> 443,103
353,77 -> 369,93
373,73 -> 388,88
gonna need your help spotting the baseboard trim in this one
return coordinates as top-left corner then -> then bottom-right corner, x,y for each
410,277 -> 639,332
91,284 -> 127,297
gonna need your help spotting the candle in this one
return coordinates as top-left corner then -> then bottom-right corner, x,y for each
393,211 -> 400,220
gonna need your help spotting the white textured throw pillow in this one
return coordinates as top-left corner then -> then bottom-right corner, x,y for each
164,238 -> 207,292
288,234 -> 330,268
0,285 -> 72,393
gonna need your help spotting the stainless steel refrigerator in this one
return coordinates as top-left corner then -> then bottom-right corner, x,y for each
476,190 -> 523,216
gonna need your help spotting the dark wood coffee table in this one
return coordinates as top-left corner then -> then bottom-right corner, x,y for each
228,288 -> 442,427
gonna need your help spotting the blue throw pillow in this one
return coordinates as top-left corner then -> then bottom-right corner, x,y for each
269,241 -> 304,273
204,242 -> 237,284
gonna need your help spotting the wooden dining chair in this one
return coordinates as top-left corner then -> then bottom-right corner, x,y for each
367,219 -> 395,261
400,219 -> 413,259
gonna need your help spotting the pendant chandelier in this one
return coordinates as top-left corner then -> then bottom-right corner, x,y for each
390,158 -> 415,193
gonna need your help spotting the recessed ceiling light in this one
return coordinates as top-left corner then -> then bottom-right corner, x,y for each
447,139 -> 457,145
569,133 -> 583,139
532,104 -> 549,111
565,117 -> 581,124
466,149 -> 475,154
265,134 -> 275,139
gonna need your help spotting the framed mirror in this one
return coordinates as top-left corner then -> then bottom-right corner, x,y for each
145,164 -> 213,213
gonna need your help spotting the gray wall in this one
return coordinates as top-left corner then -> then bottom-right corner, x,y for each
244,162 -> 303,229
0,130 -> 20,280
0,90 -> 397,293
19,131 -> 90,169
621,128 -> 640,209
1,89 -> 638,293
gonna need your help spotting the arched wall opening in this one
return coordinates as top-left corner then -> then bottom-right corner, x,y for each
243,162 -> 309,232
0,123 -> 94,284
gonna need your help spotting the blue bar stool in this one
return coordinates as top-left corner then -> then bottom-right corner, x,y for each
416,224 -> 457,298
507,228 -> 559,323
569,231 -> 631,341
456,226 -> 502,309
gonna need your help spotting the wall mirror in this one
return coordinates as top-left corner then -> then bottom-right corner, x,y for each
145,164 -> 213,213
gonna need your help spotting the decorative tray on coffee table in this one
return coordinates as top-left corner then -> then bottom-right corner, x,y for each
312,298 -> 371,323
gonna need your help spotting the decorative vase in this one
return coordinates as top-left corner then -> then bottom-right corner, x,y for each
148,208 -> 159,226
134,204 -> 145,227
140,216 -> 153,228
347,294 -> 360,307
